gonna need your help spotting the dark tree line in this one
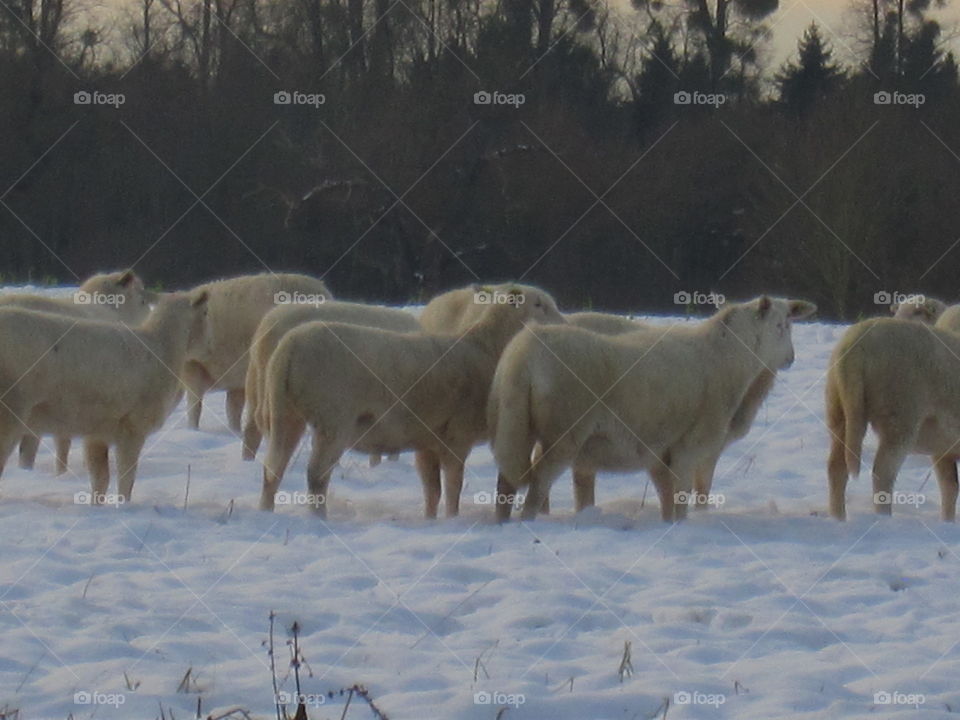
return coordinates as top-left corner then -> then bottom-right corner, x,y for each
0,0 -> 958,318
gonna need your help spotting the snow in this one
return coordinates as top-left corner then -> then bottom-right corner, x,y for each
1,288 -> 959,720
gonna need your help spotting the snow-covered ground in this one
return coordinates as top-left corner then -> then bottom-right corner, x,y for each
1,287 -> 958,720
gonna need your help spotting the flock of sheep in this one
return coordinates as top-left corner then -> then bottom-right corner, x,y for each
1,270 -> 959,524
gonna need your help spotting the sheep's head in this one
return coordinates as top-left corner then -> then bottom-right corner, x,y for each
891,297 -> 946,325
720,296 -> 816,372
483,283 -> 565,325
78,269 -> 154,325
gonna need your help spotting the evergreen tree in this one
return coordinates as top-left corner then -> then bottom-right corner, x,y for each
776,23 -> 843,117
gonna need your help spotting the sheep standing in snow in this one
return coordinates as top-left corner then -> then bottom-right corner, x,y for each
826,317 -> 960,521
260,286 -> 565,517
488,297 -> 816,522
554,314 -> 780,513
241,301 -> 419,460
182,272 -> 332,433
891,297 -> 947,325
0,290 -> 208,503
0,270 -> 156,473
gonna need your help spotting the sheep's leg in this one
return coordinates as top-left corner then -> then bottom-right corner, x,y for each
650,462 -> 676,522
18,434 -> 39,470
872,440 -> 909,516
55,436 -> 70,475
260,414 -> 306,511
530,444 -> 550,514
387,452 -> 400,462
415,450 -> 442,519
826,393 -> 848,520
934,457 -> 958,522
306,431 -> 341,519
182,361 -> 210,431
0,420 -> 24,478
85,440 -> 110,503
572,468 -> 596,512
225,388 -> 245,434
241,419 -> 261,461
693,455 -> 719,510
495,473 -> 516,523
520,448 -> 569,521
116,433 -> 146,503
441,453 -> 467,518
369,453 -> 383,467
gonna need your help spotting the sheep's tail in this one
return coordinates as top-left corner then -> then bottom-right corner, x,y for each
489,349 -> 535,490
836,349 -> 867,478
261,337 -> 294,438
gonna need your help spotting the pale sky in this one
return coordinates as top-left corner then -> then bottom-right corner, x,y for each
769,0 -> 959,68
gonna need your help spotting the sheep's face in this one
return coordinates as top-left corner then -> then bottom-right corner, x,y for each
491,284 -> 565,326
79,269 -> 154,325
891,298 -> 945,325
726,296 -> 816,372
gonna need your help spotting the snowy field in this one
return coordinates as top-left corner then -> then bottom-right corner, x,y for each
1,286 -> 959,720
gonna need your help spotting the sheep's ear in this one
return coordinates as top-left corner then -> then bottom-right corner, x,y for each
757,295 -> 772,318
117,269 -> 137,288
788,300 -> 817,320
192,290 -> 209,307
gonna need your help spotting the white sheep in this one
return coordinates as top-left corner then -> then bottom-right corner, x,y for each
0,270 -> 156,473
183,272 -> 332,433
259,286 -> 565,517
0,290 -> 208,503
826,317 -> 960,521
891,296 -> 947,324
488,297 -> 816,522
542,313 -> 781,513
241,301 -> 420,460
